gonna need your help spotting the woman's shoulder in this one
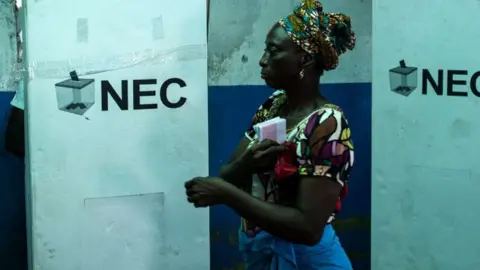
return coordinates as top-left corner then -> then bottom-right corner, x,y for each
294,102 -> 354,176
295,102 -> 351,141
245,90 -> 287,140
255,90 -> 286,117
10,82 -> 25,110
310,103 -> 348,126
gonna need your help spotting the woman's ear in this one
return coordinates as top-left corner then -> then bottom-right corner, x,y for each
301,53 -> 316,69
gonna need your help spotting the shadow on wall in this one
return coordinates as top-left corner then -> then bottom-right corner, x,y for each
208,83 -> 372,270
0,83 -> 371,269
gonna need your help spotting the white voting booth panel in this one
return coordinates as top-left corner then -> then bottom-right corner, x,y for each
24,0 -> 209,269
372,0 -> 480,269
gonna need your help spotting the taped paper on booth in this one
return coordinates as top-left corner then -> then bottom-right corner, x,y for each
27,45 -> 207,80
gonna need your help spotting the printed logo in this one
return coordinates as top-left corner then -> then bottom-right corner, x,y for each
53,70 -> 189,120
390,59 -> 480,98
54,71 -> 95,119
389,60 -> 418,97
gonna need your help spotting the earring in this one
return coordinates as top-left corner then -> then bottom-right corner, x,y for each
299,69 -> 305,79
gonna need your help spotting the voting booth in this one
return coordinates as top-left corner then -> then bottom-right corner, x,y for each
24,0 -> 209,269
372,0 -> 480,269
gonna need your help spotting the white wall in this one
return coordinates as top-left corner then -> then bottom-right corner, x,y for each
24,0 -> 209,269
372,1 -> 480,269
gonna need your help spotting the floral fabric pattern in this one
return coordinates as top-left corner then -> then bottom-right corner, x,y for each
295,106 -> 354,183
245,90 -> 354,226
278,0 -> 356,71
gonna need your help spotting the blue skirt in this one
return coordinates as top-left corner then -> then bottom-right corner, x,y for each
239,224 -> 352,270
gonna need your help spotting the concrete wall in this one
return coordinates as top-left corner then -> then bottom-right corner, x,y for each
208,0 -> 371,86
0,0 -> 17,90
0,0 -> 372,269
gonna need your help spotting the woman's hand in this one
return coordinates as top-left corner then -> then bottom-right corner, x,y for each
240,139 -> 287,173
185,176 -> 234,207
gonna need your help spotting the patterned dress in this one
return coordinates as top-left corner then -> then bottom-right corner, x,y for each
242,90 -> 354,236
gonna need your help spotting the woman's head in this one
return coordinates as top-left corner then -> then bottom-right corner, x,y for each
259,0 -> 356,90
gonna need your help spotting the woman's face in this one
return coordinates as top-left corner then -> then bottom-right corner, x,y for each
259,23 -> 303,90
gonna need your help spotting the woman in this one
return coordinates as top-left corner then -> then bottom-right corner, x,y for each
5,84 -> 25,158
185,0 -> 356,269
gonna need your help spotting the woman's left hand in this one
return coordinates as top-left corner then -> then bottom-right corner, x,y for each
185,176 -> 232,207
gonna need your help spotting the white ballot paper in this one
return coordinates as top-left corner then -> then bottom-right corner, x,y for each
253,117 -> 287,143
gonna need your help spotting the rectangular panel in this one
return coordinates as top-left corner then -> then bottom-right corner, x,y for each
24,0 -> 209,269
372,0 -> 480,269
82,193 -> 166,270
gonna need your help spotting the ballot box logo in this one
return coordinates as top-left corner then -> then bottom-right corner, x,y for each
389,60 -> 418,97
55,71 -> 95,116
390,59 -> 480,98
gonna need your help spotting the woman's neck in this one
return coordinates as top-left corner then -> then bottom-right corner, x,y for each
283,78 -> 323,112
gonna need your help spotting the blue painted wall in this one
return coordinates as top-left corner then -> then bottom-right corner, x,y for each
0,83 -> 371,269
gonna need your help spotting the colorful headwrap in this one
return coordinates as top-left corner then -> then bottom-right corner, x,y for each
279,0 -> 356,71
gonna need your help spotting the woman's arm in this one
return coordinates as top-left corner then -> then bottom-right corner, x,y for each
217,137 -> 252,188
218,138 -> 287,189
222,176 -> 341,246
219,91 -> 287,188
5,87 -> 25,157
5,106 -> 25,158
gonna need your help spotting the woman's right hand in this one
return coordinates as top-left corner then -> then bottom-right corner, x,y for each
240,139 -> 288,173
218,139 -> 288,187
